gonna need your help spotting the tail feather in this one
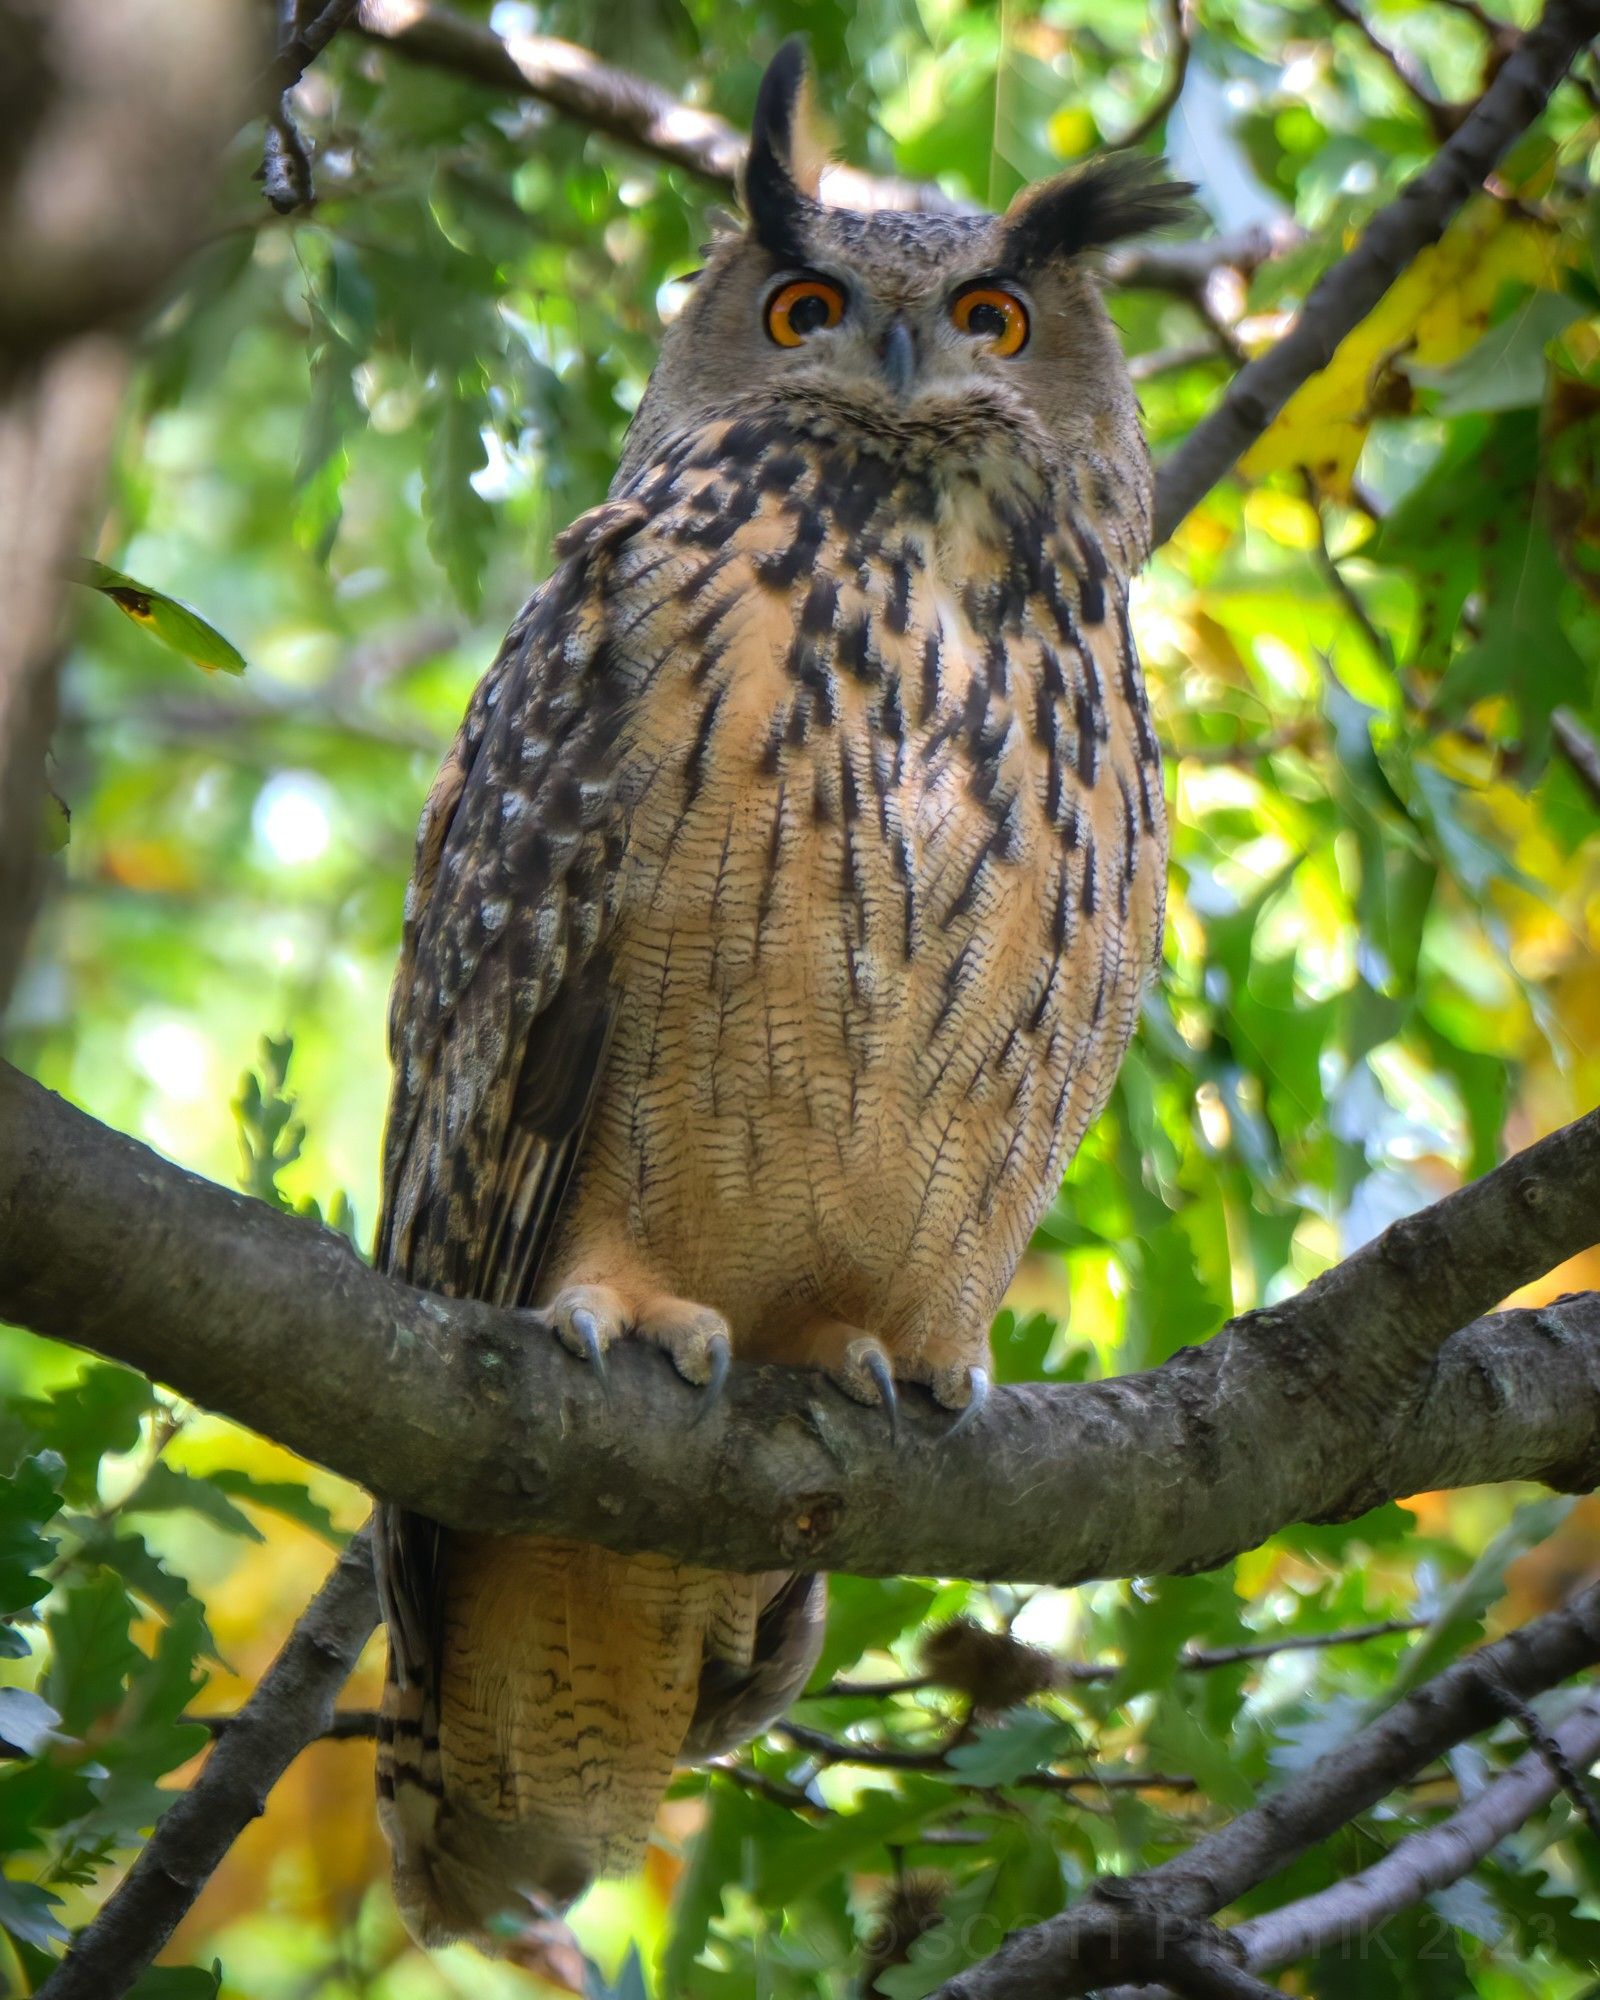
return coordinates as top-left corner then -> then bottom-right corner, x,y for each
379,1531 -> 760,1953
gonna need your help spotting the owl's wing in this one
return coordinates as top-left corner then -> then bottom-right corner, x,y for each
373,496 -> 645,1681
682,1573 -> 827,1763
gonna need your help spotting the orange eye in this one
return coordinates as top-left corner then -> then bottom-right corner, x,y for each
765,276 -> 846,347
951,285 -> 1029,357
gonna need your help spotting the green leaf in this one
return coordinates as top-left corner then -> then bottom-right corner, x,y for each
72,559 -> 246,675
422,382 -> 493,610
0,1449 -> 65,1618
0,1872 -> 68,1950
124,1463 -> 264,1543
203,1470 -> 345,1547
944,1712 -> 1082,1787
1409,289 -> 1585,415
44,1570 -> 141,1734
128,1963 -> 224,1999
1390,1496 -> 1574,1700
807,1576 -> 939,1690
0,1688 -> 66,1757
13,1366 -> 151,1506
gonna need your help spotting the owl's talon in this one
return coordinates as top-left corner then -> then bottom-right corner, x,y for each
569,1307 -> 608,1383
862,1346 -> 900,1441
943,1366 -> 990,1440
690,1332 -> 732,1426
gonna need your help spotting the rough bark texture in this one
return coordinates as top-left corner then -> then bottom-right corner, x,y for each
3,1061 -> 1598,1583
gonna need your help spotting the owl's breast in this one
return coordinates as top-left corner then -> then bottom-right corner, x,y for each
570,418 -> 1167,1327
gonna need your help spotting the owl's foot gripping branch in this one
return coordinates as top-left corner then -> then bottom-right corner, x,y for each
6,1060 -> 1600,2000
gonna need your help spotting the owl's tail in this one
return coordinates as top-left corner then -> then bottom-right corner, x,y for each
378,1532 -> 756,1954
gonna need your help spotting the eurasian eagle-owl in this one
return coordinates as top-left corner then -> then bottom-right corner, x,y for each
373,39 -> 1184,1954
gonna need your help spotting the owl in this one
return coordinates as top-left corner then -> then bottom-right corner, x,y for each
372,40 -> 1184,1955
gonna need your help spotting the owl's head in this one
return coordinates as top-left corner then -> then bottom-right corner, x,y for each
618,40 -> 1191,493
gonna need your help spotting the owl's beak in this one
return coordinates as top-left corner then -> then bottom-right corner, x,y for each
878,316 -> 916,401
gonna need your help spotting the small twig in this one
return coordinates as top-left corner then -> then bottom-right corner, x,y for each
818,1617 -> 1423,1700
1554,708 -> 1600,810
266,0 -> 364,98
774,1721 -> 1199,1794
1130,337 -> 1237,382
1324,0 -> 1464,138
1488,1672 -> 1600,1843
1114,0 -> 1193,149
1303,476 -> 1397,672
1434,0 -> 1522,52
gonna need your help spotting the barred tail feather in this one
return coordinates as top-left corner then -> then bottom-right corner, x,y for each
378,1532 -> 758,1955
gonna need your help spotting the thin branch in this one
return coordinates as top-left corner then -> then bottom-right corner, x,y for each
819,1618 -> 1425,1700
1324,0 -> 1464,139
3,1063 -> 1600,1583
932,1586 -> 1600,1997
1152,0 -> 1600,545
1554,707 -> 1600,810
775,1721 -> 1201,1794
1227,1686 -> 1600,1976
1114,0 -> 1193,150
36,1531 -> 378,2000
1488,1673 -> 1600,1844
265,0 -> 365,98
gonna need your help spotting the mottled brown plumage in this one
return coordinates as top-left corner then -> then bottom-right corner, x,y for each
374,38 -> 1183,1956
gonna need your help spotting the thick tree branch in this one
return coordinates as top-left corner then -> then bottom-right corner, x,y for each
935,1586 -> 1600,1997
36,1531 -> 378,2000
0,2 -> 254,1021
3,1061 -> 1599,1583
1151,0 -> 1600,544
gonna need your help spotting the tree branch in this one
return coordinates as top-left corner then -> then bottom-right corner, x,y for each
1151,0 -> 1600,545
1554,706 -> 1600,810
2,1060 -> 1599,1583
1324,0 -> 1463,139
1112,0 -> 1193,150
1228,1687 -> 1600,1976
36,1531 -> 378,2000
0,1 -> 255,1022
934,1586 -> 1600,1997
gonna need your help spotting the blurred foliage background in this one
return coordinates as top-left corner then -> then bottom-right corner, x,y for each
4,0 -> 1600,1994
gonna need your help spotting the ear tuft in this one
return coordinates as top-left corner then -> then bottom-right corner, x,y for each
744,37 -> 821,265
1002,153 -> 1195,267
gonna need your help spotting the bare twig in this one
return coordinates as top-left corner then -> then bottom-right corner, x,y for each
820,1618 -> 1425,1700
1554,707 -> 1600,810
775,1721 -> 1201,1795
1488,1673 -> 1600,1843
265,0 -> 364,97
1324,0 -> 1464,138
1114,0 -> 1193,149
36,1531 -> 379,2000
1152,0 -> 1600,544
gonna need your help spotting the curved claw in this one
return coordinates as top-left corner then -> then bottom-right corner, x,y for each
569,1307 -> 609,1386
943,1366 -> 990,1441
690,1332 -> 732,1428
862,1345 -> 900,1443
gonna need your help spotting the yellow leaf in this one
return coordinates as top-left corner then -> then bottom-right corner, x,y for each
1243,201 -> 1565,498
